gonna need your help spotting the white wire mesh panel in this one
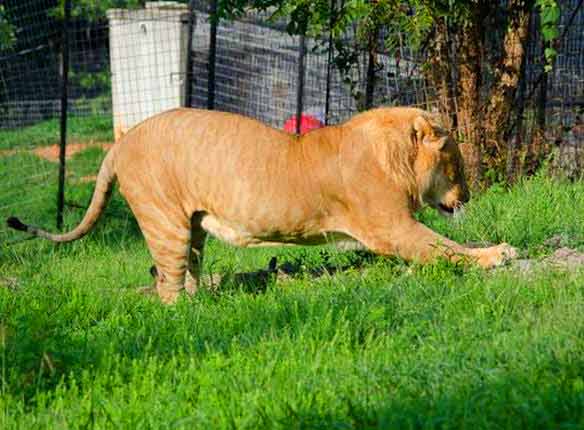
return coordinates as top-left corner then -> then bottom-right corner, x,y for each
108,4 -> 190,140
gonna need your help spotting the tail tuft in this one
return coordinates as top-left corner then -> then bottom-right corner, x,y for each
6,217 -> 28,232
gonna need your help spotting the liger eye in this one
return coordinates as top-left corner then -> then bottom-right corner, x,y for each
442,161 -> 457,179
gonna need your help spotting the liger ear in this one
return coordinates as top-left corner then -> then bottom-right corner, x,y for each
413,115 -> 446,151
413,115 -> 431,143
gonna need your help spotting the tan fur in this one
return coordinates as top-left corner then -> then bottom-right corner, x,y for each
10,107 -> 517,303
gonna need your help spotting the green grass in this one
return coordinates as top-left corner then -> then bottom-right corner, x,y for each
0,141 -> 109,244
0,115 -> 114,150
1,171 -> 584,429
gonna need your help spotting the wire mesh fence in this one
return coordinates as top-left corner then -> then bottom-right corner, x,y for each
0,0 -> 583,244
1,0 -> 62,244
191,8 -> 303,127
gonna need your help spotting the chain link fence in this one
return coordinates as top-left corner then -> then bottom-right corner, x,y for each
0,0 -> 583,243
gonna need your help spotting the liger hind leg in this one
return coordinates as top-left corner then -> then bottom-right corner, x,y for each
185,212 -> 207,295
133,207 -> 191,304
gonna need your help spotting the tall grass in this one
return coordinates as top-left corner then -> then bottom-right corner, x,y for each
1,173 -> 583,429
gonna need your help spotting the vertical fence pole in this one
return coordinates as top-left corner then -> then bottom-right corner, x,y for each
296,34 -> 306,135
536,48 -> 548,133
446,20 -> 459,129
364,33 -> 376,110
534,21 -> 550,175
184,0 -> 196,108
324,0 -> 335,126
507,52 -> 528,181
207,0 -> 218,110
57,0 -> 71,231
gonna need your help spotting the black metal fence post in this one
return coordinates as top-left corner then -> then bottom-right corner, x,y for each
324,0 -> 335,126
364,35 -> 376,110
296,34 -> 306,135
184,0 -> 196,108
56,0 -> 71,231
536,43 -> 549,134
207,0 -> 218,110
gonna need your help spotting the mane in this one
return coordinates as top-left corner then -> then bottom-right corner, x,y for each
345,107 -> 433,202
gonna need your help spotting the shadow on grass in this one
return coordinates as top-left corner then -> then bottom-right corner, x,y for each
197,250 -> 381,295
270,381 -> 584,428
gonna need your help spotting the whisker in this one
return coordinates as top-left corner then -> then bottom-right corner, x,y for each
453,204 -> 465,221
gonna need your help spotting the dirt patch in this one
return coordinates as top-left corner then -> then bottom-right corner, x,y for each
513,247 -> 584,273
78,175 -> 99,183
463,236 -> 584,273
0,141 -> 113,162
0,277 -> 19,291
545,247 -> 584,268
543,234 -> 572,248
32,141 -> 113,162
0,149 -> 17,158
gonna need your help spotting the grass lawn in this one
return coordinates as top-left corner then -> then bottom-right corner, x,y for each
0,116 -> 114,151
0,116 -> 113,243
1,156 -> 584,428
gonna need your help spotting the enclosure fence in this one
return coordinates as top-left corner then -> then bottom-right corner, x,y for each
0,0 -> 583,244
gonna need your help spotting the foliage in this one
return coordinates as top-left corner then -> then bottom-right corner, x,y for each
536,0 -> 561,72
0,5 -> 16,50
216,1 -> 559,48
51,0 -> 150,21
70,70 -> 111,96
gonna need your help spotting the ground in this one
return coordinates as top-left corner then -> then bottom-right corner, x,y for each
1,120 -> 584,428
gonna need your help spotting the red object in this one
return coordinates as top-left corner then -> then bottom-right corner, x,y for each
283,114 -> 324,135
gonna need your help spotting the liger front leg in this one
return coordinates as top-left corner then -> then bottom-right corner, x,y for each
347,217 -> 517,268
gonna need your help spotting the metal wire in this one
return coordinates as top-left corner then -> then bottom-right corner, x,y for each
0,0 -> 583,243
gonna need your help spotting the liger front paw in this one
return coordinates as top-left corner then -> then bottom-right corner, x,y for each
477,243 -> 518,268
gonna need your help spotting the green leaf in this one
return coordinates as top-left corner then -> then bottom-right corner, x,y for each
541,26 -> 559,41
541,5 -> 560,25
0,5 -> 15,49
544,47 -> 557,60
